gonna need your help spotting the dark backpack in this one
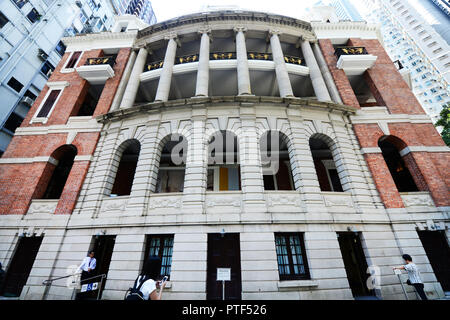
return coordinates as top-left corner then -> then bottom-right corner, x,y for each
125,275 -> 149,300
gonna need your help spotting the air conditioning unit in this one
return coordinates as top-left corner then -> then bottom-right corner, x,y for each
46,69 -> 53,78
21,96 -> 35,106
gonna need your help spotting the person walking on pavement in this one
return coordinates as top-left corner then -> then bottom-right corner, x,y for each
393,254 -> 428,300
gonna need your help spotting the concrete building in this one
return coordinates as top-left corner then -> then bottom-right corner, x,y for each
0,10 -> 448,301
110,0 -> 156,25
0,0 -> 121,158
317,0 -> 450,124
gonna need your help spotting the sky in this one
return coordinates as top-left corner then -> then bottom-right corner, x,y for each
150,0 -> 319,23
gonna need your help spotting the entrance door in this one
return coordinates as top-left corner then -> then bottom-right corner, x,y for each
337,232 -> 374,298
207,233 -> 241,300
418,231 -> 450,292
1,236 -> 43,297
77,235 -> 116,300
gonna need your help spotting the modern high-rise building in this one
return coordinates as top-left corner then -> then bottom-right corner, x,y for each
0,9 -> 448,300
0,0 -> 119,157
313,0 -> 450,124
111,0 -> 156,25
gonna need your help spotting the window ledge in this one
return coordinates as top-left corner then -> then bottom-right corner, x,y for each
277,280 -> 318,291
60,68 -> 75,74
30,117 -> 48,124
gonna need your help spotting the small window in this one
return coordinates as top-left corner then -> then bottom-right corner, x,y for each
143,235 -> 174,280
3,112 -> 24,133
37,89 -> 61,118
0,11 -> 9,29
65,51 -> 82,69
41,61 -> 55,78
12,0 -> 28,9
7,77 -> 24,93
24,90 -> 37,100
275,233 -> 310,280
55,41 -> 66,56
26,8 -> 40,23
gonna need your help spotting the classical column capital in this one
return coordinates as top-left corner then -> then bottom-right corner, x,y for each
268,29 -> 282,36
198,27 -> 211,35
233,26 -> 248,33
164,32 -> 178,41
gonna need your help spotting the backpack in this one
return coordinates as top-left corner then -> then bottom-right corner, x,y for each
125,275 -> 149,300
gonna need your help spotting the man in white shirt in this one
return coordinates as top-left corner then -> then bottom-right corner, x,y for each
77,251 -> 96,282
393,254 -> 428,300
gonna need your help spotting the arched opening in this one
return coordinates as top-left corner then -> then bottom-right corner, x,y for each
378,136 -> 419,192
40,145 -> 77,199
260,131 -> 294,190
110,139 -> 140,196
309,136 -> 343,192
207,130 -> 241,191
155,134 -> 187,193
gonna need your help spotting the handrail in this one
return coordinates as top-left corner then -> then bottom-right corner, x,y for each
80,273 -> 107,284
42,273 -> 106,285
42,274 -> 73,285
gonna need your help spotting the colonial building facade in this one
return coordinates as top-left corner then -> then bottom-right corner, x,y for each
0,11 -> 448,300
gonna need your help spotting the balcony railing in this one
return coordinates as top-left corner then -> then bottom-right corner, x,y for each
334,46 -> 368,59
84,56 -> 116,68
145,52 -> 305,72
284,55 -> 305,66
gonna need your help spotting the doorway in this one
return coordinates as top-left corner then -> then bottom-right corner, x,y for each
418,230 -> 450,292
1,236 -> 43,297
337,232 -> 374,298
76,235 -> 116,300
207,233 -> 241,300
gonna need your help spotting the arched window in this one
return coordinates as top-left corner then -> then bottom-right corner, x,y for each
40,145 -> 77,199
309,136 -> 343,192
110,139 -> 140,196
260,131 -> 294,190
155,134 -> 187,193
207,130 -> 241,191
378,136 -> 419,192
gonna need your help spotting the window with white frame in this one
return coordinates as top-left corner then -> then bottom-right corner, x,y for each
63,51 -> 83,71
31,82 -> 69,123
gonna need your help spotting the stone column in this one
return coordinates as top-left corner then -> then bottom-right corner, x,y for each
312,42 -> 343,104
155,34 -> 178,102
239,104 -> 266,218
300,39 -> 332,102
182,107 -> 207,213
120,47 -> 148,109
234,27 -> 252,95
195,30 -> 210,97
269,30 -> 294,98
110,49 -> 137,111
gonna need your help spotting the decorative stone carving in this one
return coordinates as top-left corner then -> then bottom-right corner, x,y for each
149,196 -> 182,209
206,196 -> 241,207
401,193 -> 435,207
100,198 -> 129,213
267,194 -> 301,207
27,200 -> 58,215
323,193 -> 354,208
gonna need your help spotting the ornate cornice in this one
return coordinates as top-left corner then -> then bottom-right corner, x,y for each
96,96 -> 356,124
138,10 -> 313,39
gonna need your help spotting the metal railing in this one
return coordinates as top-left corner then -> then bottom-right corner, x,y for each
334,46 -> 368,59
84,56 -> 116,68
145,51 -> 305,71
42,273 -> 107,300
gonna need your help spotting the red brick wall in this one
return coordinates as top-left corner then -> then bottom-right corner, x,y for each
363,153 -> 404,208
0,45 -> 131,215
318,39 -> 360,109
348,38 -> 425,115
